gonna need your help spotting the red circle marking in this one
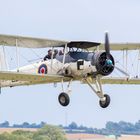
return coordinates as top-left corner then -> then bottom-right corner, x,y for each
38,64 -> 47,74
40,68 -> 45,74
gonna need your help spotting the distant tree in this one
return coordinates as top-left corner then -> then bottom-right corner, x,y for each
105,121 -> 138,135
79,125 -> 87,130
13,124 -> 23,128
22,122 -> 30,128
0,125 -> 66,140
0,121 -> 9,128
85,127 -> 94,133
68,122 -> 78,129
12,130 -> 34,139
118,121 -> 136,131
33,125 -> 67,140
33,135 -> 50,140
106,121 -> 120,131
30,123 -> 38,128
38,122 -> 46,128
0,132 -> 32,140
58,124 -> 63,128
135,120 -> 140,130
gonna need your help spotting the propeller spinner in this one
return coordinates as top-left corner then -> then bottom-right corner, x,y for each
104,32 -> 113,66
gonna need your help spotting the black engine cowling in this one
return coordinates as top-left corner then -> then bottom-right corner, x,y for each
92,52 -> 115,76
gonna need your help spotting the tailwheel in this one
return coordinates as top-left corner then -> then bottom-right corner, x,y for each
58,92 -> 70,107
99,94 -> 110,108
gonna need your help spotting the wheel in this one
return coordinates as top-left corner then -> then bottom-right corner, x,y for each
58,92 -> 70,107
99,94 -> 110,108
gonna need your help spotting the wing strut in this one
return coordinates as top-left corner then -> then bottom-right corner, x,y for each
84,76 -> 111,108
16,39 -> 20,72
84,77 -> 105,100
62,43 -> 67,68
2,45 -> 8,70
51,47 -> 54,72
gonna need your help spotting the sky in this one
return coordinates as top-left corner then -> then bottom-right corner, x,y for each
0,0 -> 140,128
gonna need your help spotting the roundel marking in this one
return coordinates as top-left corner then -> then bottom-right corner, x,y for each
38,64 -> 48,74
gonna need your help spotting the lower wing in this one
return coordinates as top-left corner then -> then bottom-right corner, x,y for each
0,71 -> 70,87
1,71 -> 139,88
82,77 -> 140,85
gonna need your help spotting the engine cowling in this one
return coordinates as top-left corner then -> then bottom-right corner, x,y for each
92,52 -> 115,76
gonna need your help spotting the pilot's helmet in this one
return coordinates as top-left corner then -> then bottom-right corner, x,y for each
59,50 -> 63,55
54,49 -> 58,54
48,49 -> 52,53
48,49 -> 52,55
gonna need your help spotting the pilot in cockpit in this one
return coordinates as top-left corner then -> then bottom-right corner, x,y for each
43,49 -> 58,61
44,49 -> 52,60
54,49 -> 58,58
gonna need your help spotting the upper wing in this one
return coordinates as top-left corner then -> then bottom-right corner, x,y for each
0,34 -> 100,49
0,71 -> 70,87
0,34 -> 68,48
89,43 -> 140,51
1,34 -> 140,50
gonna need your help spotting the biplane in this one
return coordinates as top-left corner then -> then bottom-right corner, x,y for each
0,33 -> 140,108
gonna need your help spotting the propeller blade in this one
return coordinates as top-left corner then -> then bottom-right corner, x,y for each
105,32 -> 110,55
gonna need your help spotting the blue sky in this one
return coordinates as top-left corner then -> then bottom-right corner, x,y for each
0,0 -> 140,128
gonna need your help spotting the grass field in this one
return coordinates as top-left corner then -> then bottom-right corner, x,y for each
66,133 -> 105,140
66,133 -> 140,140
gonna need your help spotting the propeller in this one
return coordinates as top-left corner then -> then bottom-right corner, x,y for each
105,32 -> 110,56
104,32 -> 130,77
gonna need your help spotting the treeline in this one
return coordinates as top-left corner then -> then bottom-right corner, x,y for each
105,120 -> 140,135
0,121 -> 46,128
62,120 -> 140,136
1,120 -> 140,136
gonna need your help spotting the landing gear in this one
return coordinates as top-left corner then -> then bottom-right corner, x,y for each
58,76 -> 110,108
58,79 -> 72,107
58,92 -> 70,106
99,94 -> 110,108
85,76 -> 111,108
